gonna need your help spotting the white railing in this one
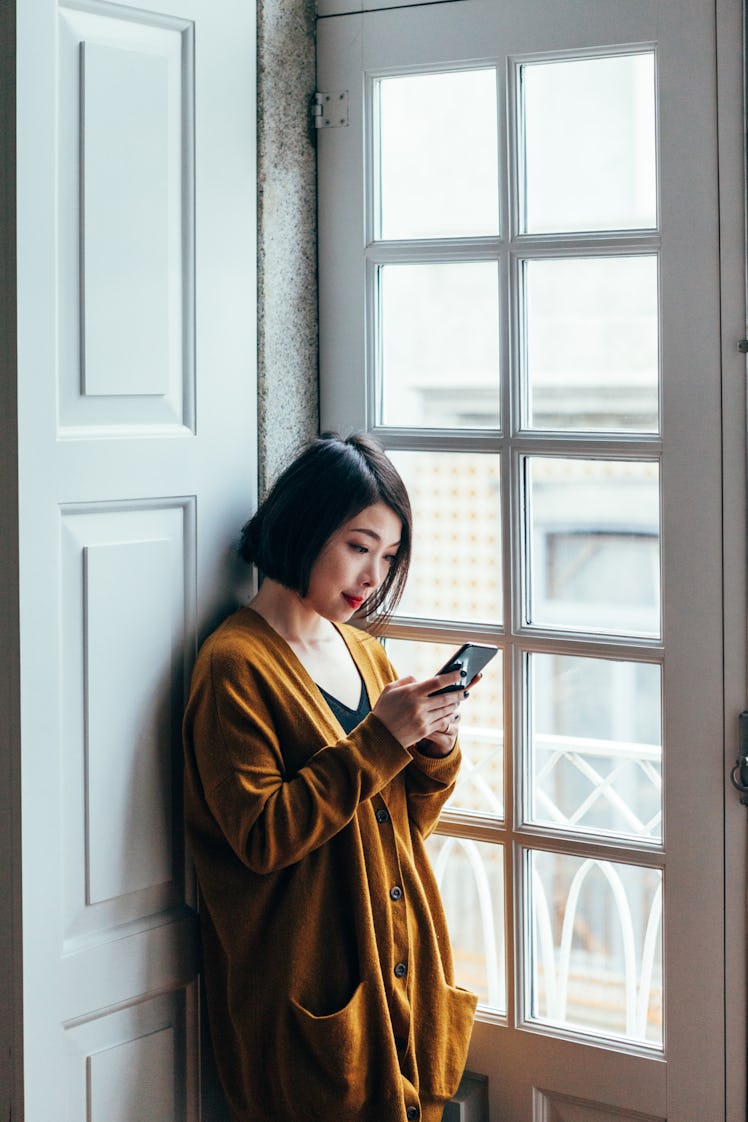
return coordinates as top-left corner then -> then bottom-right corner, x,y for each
531,859 -> 662,1043
433,729 -> 663,1041
431,834 -> 505,1008
533,732 -> 661,839
453,728 -> 661,839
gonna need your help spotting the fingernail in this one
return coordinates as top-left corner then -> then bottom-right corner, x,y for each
463,690 -> 470,699
460,669 -> 467,677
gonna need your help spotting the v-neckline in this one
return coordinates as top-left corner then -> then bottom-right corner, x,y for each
241,606 -> 373,716
317,678 -> 366,715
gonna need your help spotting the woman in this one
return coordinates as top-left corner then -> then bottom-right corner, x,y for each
183,432 -> 478,1122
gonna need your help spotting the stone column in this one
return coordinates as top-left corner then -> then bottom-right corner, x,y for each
257,0 -> 319,494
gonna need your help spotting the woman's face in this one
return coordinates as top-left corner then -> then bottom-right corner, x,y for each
304,501 -> 402,622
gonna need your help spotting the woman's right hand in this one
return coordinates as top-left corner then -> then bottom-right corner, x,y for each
372,672 -> 465,749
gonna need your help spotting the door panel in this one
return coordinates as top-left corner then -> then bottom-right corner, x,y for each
64,991 -> 195,1122
16,0 -> 255,1117
60,502 -> 191,940
58,2 -> 195,433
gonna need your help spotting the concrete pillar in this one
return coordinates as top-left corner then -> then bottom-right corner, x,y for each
257,0 -> 319,493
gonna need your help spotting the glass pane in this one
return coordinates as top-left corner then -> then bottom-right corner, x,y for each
526,850 -> 662,1047
525,457 -> 660,637
427,835 -> 505,1010
527,654 -> 662,841
378,69 -> 499,239
379,262 -> 500,430
390,450 -> 502,624
521,53 -> 656,233
524,256 -> 659,432
386,638 -> 504,818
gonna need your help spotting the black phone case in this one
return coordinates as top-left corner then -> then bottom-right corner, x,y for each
429,642 -> 498,695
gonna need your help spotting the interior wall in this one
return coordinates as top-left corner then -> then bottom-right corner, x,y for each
257,0 -> 319,495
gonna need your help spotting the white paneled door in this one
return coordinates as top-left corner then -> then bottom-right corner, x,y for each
15,1 -> 255,1118
317,1 -> 746,1119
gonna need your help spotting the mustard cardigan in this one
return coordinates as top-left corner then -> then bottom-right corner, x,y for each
183,607 -> 477,1122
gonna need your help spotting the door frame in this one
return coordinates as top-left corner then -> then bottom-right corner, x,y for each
719,1 -> 747,1118
0,0 -> 22,1116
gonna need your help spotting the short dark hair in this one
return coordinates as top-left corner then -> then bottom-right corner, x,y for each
239,432 -> 412,620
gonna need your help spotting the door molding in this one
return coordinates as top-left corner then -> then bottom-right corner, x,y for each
717,0 -> 747,1117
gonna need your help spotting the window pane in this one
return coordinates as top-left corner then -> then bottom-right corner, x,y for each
379,262 -> 500,430
521,53 -> 656,234
390,450 -> 502,624
386,638 -> 504,818
427,835 -> 505,1010
526,850 -> 662,1047
527,654 -> 662,841
524,256 -> 659,432
378,69 -> 499,239
524,457 -> 660,637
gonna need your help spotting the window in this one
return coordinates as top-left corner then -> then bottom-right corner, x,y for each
372,50 -> 664,1045
317,0 -> 740,1113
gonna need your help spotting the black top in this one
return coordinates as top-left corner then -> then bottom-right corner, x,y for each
317,679 -> 371,735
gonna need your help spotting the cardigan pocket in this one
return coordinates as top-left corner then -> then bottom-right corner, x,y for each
417,982 -> 479,1100
288,980 -> 370,1112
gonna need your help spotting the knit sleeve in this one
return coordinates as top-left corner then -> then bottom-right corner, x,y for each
404,742 -> 463,838
184,642 -> 413,874
365,635 -> 464,839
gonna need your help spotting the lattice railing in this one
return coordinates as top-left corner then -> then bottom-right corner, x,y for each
533,733 -> 661,838
451,729 -> 661,839
433,730 -> 663,1041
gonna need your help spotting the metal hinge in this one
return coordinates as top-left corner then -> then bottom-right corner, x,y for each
738,339 -> 748,353
312,91 -> 349,129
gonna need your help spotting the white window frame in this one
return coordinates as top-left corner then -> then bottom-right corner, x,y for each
316,1 -> 748,1116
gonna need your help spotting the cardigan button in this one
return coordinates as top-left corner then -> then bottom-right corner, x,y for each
390,885 -> 403,901
394,962 -> 407,978
375,808 -> 390,823
406,1108 -> 419,1120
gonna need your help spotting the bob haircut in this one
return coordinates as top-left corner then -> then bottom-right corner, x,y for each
239,432 -> 412,621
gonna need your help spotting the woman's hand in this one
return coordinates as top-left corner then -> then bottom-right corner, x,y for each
414,727 -> 459,758
372,671 -> 466,749
413,671 -> 483,758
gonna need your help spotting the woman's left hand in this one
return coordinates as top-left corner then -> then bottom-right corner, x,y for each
415,724 -> 459,758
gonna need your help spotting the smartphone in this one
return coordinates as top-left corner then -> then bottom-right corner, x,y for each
429,642 -> 498,695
